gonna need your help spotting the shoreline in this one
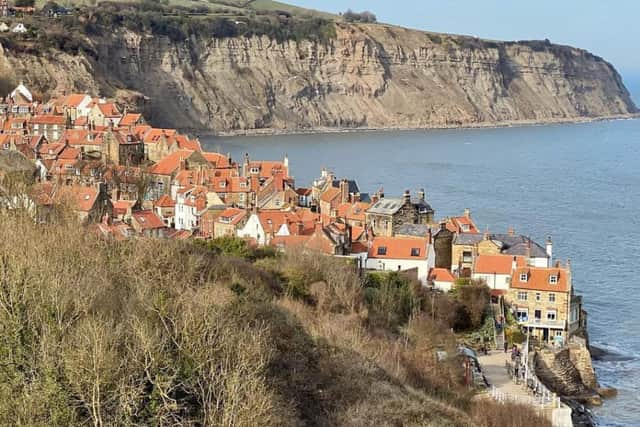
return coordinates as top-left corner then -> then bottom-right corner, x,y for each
188,113 -> 640,138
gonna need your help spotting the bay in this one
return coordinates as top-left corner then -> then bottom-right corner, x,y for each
202,118 -> 640,427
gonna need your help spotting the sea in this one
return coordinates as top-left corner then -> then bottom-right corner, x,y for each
202,82 -> 640,427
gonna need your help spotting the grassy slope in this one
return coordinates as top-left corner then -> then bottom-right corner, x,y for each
36,0 -> 338,18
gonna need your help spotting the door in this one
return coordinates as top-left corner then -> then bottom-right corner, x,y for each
543,328 -> 549,342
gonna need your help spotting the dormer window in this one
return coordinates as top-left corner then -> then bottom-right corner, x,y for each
410,248 -> 420,257
549,275 -> 558,285
519,273 -> 528,282
250,167 -> 260,174
377,246 -> 387,256
219,181 -> 226,188
461,224 -> 470,232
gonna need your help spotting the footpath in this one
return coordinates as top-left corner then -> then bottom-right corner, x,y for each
478,350 -> 573,427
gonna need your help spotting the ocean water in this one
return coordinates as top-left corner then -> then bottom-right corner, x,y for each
202,118 -> 640,426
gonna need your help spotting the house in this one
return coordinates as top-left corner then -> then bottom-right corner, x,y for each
54,184 -> 113,223
153,194 -> 175,227
505,263 -> 580,346
59,129 -> 106,158
146,150 -> 211,199
365,189 -> 434,237
428,268 -> 456,292
472,254 -> 525,292
451,230 -> 551,275
30,115 -> 68,141
88,101 -> 122,127
296,187 -> 312,207
112,199 -> 136,223
237,209 -> 316,246
174,185 -> 208,232
11,23 -> 27,33
336,201 -> 370,227
10,83 -> 33,104
213,207 -> 247,238
56,94 -> 93,120
131,210 -> 167,238
104,130 -> 145,166
365,236 -> 436,285
119,113 -> 145,128
445,209 -> 479,233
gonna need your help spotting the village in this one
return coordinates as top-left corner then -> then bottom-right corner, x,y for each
0,82 -> 589,348
0,83 -> 595,424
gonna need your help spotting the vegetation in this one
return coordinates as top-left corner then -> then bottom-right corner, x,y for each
0,192 -> 551,425
343,9 -> 377,23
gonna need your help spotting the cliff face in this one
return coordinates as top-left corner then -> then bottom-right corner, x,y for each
1,23 -> 636,132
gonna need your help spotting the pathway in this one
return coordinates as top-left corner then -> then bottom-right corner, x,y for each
478,350 -> 540,406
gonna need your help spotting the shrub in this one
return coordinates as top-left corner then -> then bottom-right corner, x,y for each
343,9 -> 377,23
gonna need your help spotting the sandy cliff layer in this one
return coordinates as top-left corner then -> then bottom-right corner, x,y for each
0,23 -> 636,132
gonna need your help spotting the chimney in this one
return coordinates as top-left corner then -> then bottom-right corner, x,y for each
403,189 -> 411,204
439,220 -> 447,232
508,226 -> 515,236
464,208 -> 471,219
296,221 -> 304,235
427,228 -> 432,244
339,178 -> 349,203
284,153 -> 289,169
511,256 -> 517,272
418,188 -> 425,201
546,236 -> 553,267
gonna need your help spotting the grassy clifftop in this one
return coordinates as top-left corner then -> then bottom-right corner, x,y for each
0,206 -> 551,426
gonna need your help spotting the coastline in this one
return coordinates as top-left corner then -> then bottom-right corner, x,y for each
189,113 -> 640,138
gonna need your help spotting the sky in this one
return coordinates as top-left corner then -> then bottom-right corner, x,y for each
288,0 -> 640,89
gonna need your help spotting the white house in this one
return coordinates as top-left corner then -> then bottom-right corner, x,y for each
365,236 -> 435,285
428,268 -> 456,292
10,82 -> 33,103
237,211 -> 296,246
174,186 -> 205,231
11,23 -> 27,33
472,254 -> 525,291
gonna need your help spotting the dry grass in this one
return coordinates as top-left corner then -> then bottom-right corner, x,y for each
0,209 -> 553,426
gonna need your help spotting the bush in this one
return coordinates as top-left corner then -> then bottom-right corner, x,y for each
343,9 -> 377,23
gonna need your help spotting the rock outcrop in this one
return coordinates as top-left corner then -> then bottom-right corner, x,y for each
0,23 -> 636,132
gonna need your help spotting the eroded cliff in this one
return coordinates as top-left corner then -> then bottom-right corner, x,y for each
0,23 -> 636,132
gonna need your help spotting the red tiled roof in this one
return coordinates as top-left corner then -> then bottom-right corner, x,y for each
511,267 -> 570,293
30,115 -> 66,125
368,236 -> 429,260
446,216 -> 479,233
120,113 -> 142,127
216,207 -> 246,225
474,255 -> 525,275
320,187 -> 341,203
202,152 -> 232,168
149,150 -> 194,176
132,210 -> 166,230
154,194 -> 175,208
428,268 -> 456,282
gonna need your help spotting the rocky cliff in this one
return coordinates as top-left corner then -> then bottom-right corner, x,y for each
0,23 -> 636,132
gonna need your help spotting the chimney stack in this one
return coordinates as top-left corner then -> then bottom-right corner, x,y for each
418,188 -> 425,201
464,208 -> 471,219
511,256 -> 517,272
546,236 -> 553,267
508,226 -> 515,236
403,189 -> 411,204
339,178 -> 349,204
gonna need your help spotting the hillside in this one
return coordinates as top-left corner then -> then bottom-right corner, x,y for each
0,1 -> 635,133
0,207 -> 552,426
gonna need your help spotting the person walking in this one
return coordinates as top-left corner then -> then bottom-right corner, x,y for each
504,340 -> 508,353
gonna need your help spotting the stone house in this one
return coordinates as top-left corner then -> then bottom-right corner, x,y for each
213,207 -> 247,238
153,194 -> 175,227
365,189 -> 434,237
146,150 -> 210,200
505,263 -> 581,346
131,210 -> 167,238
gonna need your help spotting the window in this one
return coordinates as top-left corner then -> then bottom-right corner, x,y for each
519,273 -> 528,282
411,248 -> 421,257
535,293 -> 541,302
462,251 -> 472,263
547,310 -> 557,321
461,223 -> 470,232
516,309 -> 528,322
517,291 -> 527,301
240,181 -> 247,188
219,181 -> 226,188
549,275 -> 558,284
250,167 -> 260,174
33,124 -> 39,130
555,330 -> 563,337
549,293 -> 556,303
377,246 -> 387,256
